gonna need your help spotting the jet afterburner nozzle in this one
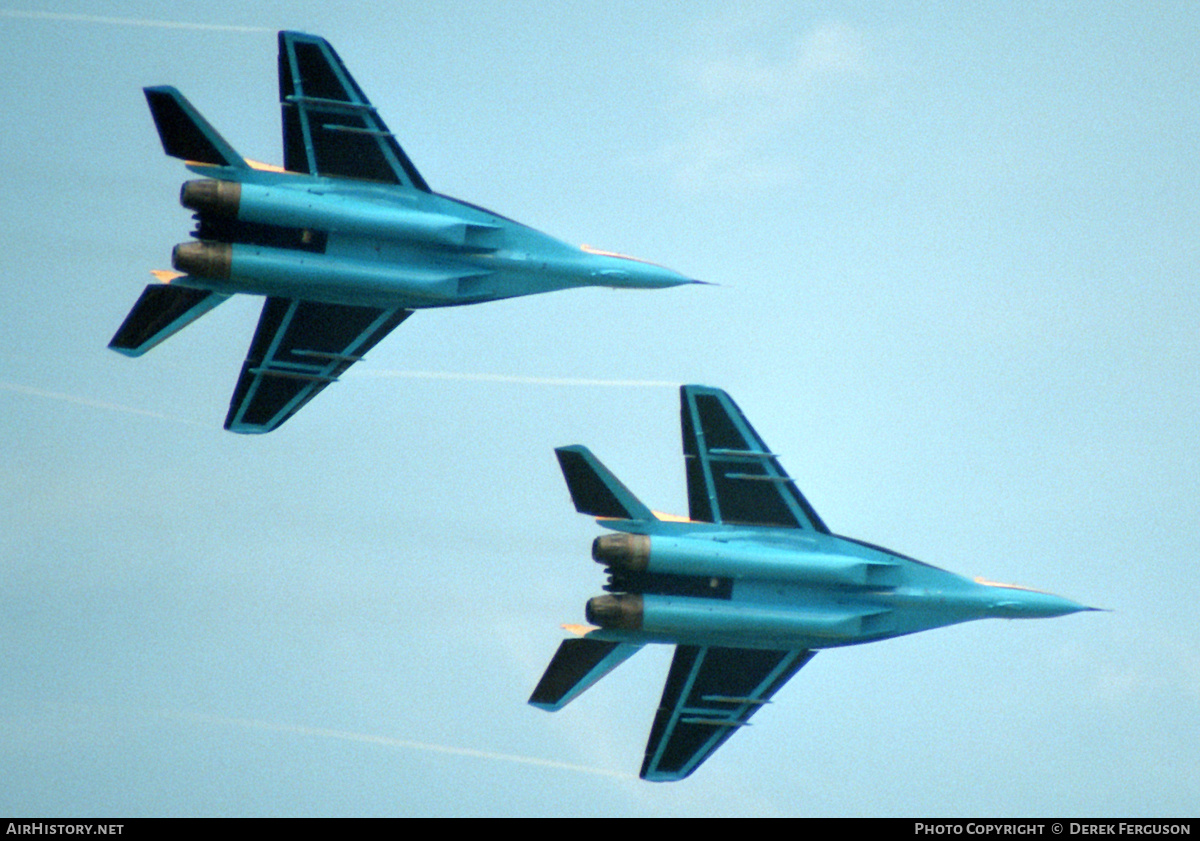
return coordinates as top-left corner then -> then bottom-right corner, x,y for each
172,241 -> 232,280
180,179 -> 242,216
585,594 -> 644,631
592,533 -> 650,572
179,179 -> 504,251
593,532 -> 902,588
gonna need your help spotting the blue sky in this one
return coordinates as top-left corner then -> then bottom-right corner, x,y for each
1,1 -> 1197,817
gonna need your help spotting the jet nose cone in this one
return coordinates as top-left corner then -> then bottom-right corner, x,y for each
989,592 -> 1096,619
579,246 -> 699,289
593,264 -> 698,289
976,578 -> 1098,619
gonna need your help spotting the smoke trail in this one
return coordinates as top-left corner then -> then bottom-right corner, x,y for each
1,369 -> 674,431
0,9 -> 273,33
0,380 -> 207,428
160,709 -> 638,781
352,369 -> 678,388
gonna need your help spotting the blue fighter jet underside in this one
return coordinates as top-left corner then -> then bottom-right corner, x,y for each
530,385 -> 1097,782
110,32 -> 696,433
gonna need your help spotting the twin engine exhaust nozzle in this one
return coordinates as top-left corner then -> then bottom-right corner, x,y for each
180,178 -> 242,217
585,593 -> 643,631
172,241 -> 232,280
592,533 -> 650,572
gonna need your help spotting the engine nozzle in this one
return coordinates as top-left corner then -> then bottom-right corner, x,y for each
180,179 -> 242,216
585,594 -> 643,631
592,533 -> 650,572
172,241 -> 232,280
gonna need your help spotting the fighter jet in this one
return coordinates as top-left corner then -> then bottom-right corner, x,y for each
110,31 -> 696,433
530,385 -> 1096,781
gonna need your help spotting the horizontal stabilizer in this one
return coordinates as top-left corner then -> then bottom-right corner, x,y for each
555,445 -> 654,521
108,283 -> 229,356
144,86 -> 246,168
529,638 -> 641,711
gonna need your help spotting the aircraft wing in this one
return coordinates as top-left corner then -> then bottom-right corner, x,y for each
641,645 -> 814,782
225,297 -> 410,433
277,31 -> 430,189
680,385 -> 830,531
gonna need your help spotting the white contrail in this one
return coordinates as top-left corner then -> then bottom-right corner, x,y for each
0,9 -> 273,33
2,370 -> 673,430
160,709 -> 638,782
352,369 -> 678,388
0,380 -> 207,428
